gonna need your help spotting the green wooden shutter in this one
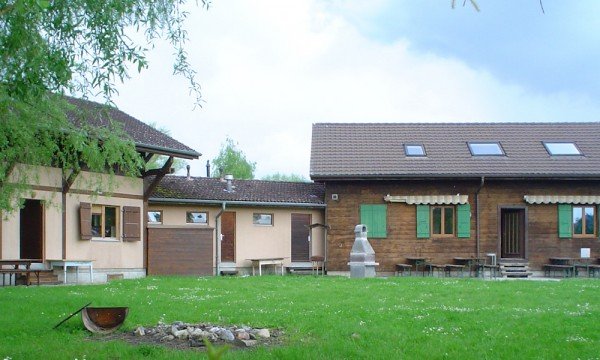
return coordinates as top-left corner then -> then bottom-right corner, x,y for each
557,204 -> 572,238
360,204 -> 387,238
416,205 -> 430,238
456,204 -> 471,238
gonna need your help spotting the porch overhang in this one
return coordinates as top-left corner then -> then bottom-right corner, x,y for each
524,195 -> 600,204
384,194 -> 469,205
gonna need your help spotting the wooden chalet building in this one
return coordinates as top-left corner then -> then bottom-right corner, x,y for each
310,122 -> 600,275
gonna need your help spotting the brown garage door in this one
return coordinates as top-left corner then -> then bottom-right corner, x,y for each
147,226 -> 214,275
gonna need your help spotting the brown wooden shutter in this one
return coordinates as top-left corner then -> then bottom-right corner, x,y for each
123,206 -> 141,241
80,202 -> 92,240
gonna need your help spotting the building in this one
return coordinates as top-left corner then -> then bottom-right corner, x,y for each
310,122 -> 600,275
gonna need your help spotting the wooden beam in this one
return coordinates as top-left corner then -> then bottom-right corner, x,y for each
143,157 -> 173,200
62,169 -> 80,194
142,152 -> 154,164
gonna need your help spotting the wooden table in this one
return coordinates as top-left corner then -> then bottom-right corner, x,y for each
48,259 -> 94,284
0,259 -> 42,286
453,257 -> 484,277
545,257 -> 575,278
406,256 -> 429,276
248,258 -> 285,276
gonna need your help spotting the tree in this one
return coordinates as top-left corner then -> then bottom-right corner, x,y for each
0,0 -> 207,212
261,173 -> 309,182
211,137 -> 256,180
145,122 -> 187,172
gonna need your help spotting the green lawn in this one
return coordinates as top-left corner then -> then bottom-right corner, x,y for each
1,276 -> 599,359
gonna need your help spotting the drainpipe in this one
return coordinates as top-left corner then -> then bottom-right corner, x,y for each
475,176 -> 485,259
214,202 -> 226,276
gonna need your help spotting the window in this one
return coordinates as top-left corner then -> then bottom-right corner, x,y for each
404,144 -> 426,157
91,205 -> 119,239
360,204 -> 387,238
558,204 -> 597,238
147,210 -> 163,224
573,206 -> 595,236
416,204 -> 470,238
543,142 -> 582,156
467,142 -> 504,156
186,211 -> 208,224
253,213 -> 273,226
432,206 -> 455,236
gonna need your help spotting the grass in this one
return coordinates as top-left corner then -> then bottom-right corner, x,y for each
0,276 -> 599,359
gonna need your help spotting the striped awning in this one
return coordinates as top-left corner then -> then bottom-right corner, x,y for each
384,194 -> 468,205
524,195 -> 600,204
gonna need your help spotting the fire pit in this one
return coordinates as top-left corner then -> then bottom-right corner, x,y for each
82,307 -> 129,334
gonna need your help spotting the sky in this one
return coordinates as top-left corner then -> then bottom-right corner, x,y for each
112,0 -> 600,179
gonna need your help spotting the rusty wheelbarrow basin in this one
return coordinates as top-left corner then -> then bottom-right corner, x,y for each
82,307 -> 129,334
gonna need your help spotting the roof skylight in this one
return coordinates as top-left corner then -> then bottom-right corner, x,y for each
404,144 -> 426,157
543,142 -> 582,156
468,142 -> 504,156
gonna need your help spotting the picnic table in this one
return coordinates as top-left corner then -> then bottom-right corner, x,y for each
406,256 -> 429,276
248,257 -> 285,276
453,257 -> 484,277
0,259 -> 43,286
543,257 -> 575,278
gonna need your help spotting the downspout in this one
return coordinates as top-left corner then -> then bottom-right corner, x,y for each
214,202 -> 226,276
475,176 -> 485,259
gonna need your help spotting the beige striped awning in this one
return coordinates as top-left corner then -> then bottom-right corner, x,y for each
384,194 -> 468,205
524,195 -> 600,204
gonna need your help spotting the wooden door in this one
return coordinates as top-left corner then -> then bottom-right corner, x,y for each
221,212 -> 236,262
500,209 -> 525,259
291,213 -> 311,262
20,199 -> 43,260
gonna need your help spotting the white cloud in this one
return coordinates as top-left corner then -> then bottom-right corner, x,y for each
114,0 -> 600,178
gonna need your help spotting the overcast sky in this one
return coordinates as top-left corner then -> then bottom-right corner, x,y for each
113,0 -> 600,179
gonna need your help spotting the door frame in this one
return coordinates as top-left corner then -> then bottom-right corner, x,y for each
221,211 -> 236,263
20,199 -> 45,260
291,213 -> 312,262
497,205 -> 528,260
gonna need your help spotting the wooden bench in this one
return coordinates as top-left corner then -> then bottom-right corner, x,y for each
219,270 -> 238,276
443,264 -> 465,277
394,263 -> 412,276
543,264 -> 574,278
0,269 -> 52,286
588,265 -> 600,277
425,264 -> 445,277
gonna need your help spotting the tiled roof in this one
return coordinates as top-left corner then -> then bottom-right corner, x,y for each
310,122 -> 600,179
149,176 -> 326,206
66,97 -> 200,159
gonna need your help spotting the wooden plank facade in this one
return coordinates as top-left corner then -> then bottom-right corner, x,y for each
324,179 -> 600,272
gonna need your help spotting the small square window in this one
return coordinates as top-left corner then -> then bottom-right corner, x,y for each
468,142 -> 504,156
253,213 -> 273,226
186,211 -> 208,224
91,204 -> 119,239
147,210 -> 162,224
543,142 -> 582,156
404,144 -> 426,157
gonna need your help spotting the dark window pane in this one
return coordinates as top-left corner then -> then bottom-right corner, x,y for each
444,207 -> 454,234
432,207 -> 442,234
573,207 -> 583,234
585,207 -> 595,234
91,213 -> 101,237
105,206 -> 117,237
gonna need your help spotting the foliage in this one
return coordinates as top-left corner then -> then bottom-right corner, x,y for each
0,276 -> 598,359
211,137 -> 256,180
261,172 -> 309,182
145,122 -> 187,172
0,0 -> 206,212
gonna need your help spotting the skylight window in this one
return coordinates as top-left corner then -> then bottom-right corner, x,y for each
468,142 -> 504,156
404,144 -> 426,157
543,142 -> 582,156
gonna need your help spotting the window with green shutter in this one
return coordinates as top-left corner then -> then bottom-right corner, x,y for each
360,204 -> 387,238
416,205 -> 430,238
416,204 -> 471,238
557,204 -> 572,238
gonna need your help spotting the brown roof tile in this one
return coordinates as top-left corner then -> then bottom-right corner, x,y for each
149,176 -> 325,206
310,122 -> 600,179
66,97 -> 201,159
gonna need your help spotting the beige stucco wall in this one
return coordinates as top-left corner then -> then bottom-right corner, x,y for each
148,204 -> 325,269
2,164 -> 144,273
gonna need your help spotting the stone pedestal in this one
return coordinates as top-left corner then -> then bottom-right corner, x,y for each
348,224 -> 379,278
